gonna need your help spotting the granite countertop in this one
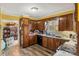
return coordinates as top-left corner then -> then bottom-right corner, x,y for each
56,38 -> 77,55
37,33 -> 71,40
29,32 -> 71,41
54,50 -> 75,56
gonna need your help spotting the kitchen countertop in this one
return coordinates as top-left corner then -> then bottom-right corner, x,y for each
37,34 -> 71,40
54,50 -> 75,56
29,32 -> 70,41
57,40 -> 77,54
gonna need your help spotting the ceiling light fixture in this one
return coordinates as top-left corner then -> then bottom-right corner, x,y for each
31,7 -> 38,12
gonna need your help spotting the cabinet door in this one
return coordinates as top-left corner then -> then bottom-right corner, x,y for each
37,21 -> 45,31
20,18 -> 30,48
59,14 -> 73,31
23,18 -> 29,25
23,26 -> 30,48
47,38 -> 53,50
29,36 -> 33,45
52,39 -> 66,51
33,35 -> 37,44
59,16 -> 67,31
42,36 -> 47,48
29,35 -> 37,45
66,14 -> 73,31
47,38 -> 65,51
48,38 -> 57,51
53,39 -> 61,50
30,21 -> 38,31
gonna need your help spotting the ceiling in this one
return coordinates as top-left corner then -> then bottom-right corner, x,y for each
0,3 -> 75,18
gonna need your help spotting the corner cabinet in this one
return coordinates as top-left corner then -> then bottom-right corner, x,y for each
30,20 -> 45,31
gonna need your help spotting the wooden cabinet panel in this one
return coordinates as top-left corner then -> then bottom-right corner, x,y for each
66,14 -> 73,31
30,21 -> 38,31
33,35 -> 37,44
47,38 -> 60,51
42,36 -> 66,51
23,35 -> 30,47
59,16 -> 67,31
30,20 -> 45,31
23,18 -> 29,25
37,21 -> 45,31
29,35 -> 37,45
76,22 -> 79,32
59,14 -> 73,31
23,26 -> 30,48
42,36 -> 47,48
53,39 -> 61,50
77,46 -> 79,55
29,36 -> 34,45
47,38 -> 54,50
20,18 -> 30,48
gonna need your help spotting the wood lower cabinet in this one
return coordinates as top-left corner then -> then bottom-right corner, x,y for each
42,36 -> 65,51
33,35 -> 37,44
42,36 -> 48,48
47,38 -> 62,51
29,35 -> 37,45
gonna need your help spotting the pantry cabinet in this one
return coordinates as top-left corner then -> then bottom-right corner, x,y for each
20,18 -> 30,48
20,18 -> 38,48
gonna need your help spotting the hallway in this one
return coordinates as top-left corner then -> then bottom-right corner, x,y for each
2,44 -> 55,56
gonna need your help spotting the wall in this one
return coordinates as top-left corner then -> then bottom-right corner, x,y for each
77,4 -> 79,21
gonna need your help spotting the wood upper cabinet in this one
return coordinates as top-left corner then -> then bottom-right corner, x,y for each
59,15 -> 67,31
66,14 -> 73,31
59,14 -> 73,31
37,21 -> 45,31
30,20 -> 45,31
30,21 -> 38,31
23,19 -> 29,25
